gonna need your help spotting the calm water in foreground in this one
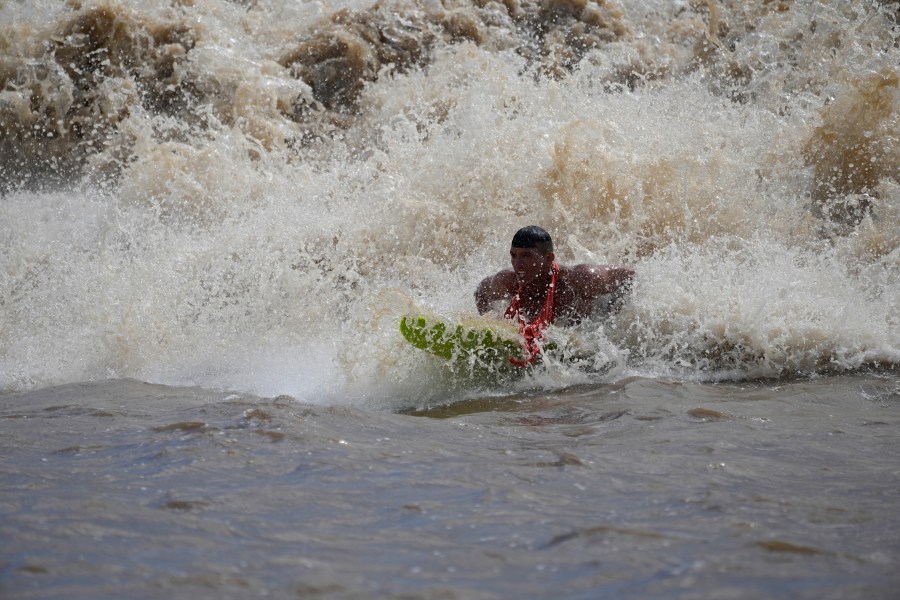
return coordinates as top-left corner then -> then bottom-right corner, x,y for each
2,373 -> 898,599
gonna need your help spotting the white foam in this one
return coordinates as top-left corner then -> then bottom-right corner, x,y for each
2,0 -> 898,401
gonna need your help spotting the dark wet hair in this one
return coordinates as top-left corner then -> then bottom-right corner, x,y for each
511,225 -> 553,253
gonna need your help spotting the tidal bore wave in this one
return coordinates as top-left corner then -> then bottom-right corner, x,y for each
1,0 -> 898,400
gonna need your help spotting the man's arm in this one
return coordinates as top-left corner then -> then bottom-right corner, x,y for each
475,270 -> 516,314
572,264 -> 635,297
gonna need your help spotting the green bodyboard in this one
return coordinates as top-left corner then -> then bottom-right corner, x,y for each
400,314 -> 525,376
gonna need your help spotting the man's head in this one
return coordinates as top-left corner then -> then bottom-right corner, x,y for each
510,226 -> 554,286
511,225 -> 553,254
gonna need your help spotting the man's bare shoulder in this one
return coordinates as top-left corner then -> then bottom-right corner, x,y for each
559,263 -> 610,284
482,269 -> 517,288
571,263 -> 612,274
475,269 -> 518,314
562,263 -> 634,295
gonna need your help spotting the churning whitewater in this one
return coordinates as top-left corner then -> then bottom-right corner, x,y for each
2,0 -> 897,404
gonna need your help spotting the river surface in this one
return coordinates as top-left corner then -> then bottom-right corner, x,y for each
1,0 -> 899,597
2,374 -> 899,599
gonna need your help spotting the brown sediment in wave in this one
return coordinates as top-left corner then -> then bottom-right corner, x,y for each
1,0 -> 898,208
277,0 -> 631,111
279,4 -> 435,112
53,2 -> 197,116
0,1 -> 197,188
1,0 -> 635,187
537,118 -> 749,260
803,70 -> 899,239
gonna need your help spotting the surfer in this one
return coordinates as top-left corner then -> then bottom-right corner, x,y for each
475,226 -> 634,365
476,226 -> 634,322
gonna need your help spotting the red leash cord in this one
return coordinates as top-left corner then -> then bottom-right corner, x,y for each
504,262 -> 558,367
